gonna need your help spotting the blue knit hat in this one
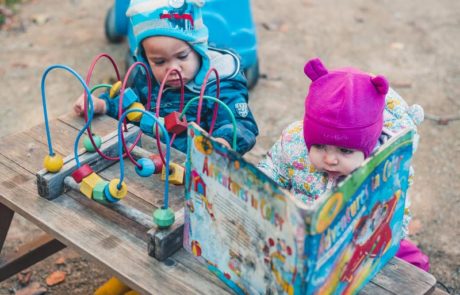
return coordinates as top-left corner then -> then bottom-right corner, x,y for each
126,0 -> 210,84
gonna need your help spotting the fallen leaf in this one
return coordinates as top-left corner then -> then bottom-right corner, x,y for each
45,271 -> 66,286
17,269 -> 32,286
31,14 -> 49,25
390,42 -> 405,50
15,282 -> 47,295
54,257 -> 66,266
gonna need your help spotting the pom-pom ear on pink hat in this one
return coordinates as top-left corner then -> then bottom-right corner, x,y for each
371,75 -> 389,95
304,58 -> 328,81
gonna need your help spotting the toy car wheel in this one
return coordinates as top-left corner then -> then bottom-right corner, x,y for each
245,59 -> 259,90
105,6 -> 124,43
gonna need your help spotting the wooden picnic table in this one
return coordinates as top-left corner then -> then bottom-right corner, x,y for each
0,113 -> 440,294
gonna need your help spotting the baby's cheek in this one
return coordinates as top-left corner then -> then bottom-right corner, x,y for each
347,159 -> 364,175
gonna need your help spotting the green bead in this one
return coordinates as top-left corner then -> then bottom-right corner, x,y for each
93,180 -> 109,204
83,134 -> 102,152
153,207 -> 175,229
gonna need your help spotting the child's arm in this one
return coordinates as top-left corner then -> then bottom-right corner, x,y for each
257,129 -> 292,190
73,93 -> 107,116
384,87 -> 424,238
205,73 -> 259,154
93,70 -> 148,120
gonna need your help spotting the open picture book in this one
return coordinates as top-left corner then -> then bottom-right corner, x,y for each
184,122 -> 414,295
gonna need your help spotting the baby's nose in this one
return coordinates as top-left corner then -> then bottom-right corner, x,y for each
167,62 -> 181,72
324,153 -> 339,165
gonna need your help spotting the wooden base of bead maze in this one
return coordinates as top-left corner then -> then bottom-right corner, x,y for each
36,120 -> 185,261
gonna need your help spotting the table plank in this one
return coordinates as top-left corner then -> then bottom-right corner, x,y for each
100,158 -> 185,212
361,258 -> 436,295
58,113 -> 120,137
0,155 -> 232,294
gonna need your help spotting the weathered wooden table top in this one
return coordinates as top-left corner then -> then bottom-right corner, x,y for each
0,113 -> 437,294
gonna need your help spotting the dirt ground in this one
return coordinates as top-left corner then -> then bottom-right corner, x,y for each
0,0 -> 459,294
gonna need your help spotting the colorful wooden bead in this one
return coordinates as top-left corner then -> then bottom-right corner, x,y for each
109,81 -> 122,98
161,162 -> 185,185
71,164 -> 93,183
149,154 -> 164,174
104,185 -> 120,203
140,115 -> 164,138
93,180 -> 109,204
164,112 -> 187,134
121,88 -> 139,109
108,179 -> 128,200
43,154 -> 63,173
80,172 -> 103,199
126,102 -> 145,122
83,134 -> 102,152
153,207 -> 175,228
135,158 -> 155,177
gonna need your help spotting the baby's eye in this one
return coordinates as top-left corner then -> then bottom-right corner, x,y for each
313,144 -> 326,150
340,148 -> 354,155
178,53 -> 189,60
152,59 -> 165,65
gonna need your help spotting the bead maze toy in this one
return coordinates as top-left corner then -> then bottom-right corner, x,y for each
35,53 -> 235,261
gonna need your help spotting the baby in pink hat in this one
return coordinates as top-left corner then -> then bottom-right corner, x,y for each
258,57 -> 428,271
259,57 -> 424,203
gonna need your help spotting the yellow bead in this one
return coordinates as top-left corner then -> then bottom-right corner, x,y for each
43,154 -> 63,173
109,81 -> 122,98
80,172 -> 103,199
108,179 -> 128,199
161,162 -> 185,185
126,102 -> 145,122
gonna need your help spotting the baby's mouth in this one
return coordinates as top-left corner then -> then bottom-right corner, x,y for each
167,78 -> 185,87
324,170 -> 341,177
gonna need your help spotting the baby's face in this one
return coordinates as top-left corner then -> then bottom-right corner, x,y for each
142,36 -> 201,88
309,144 -> 365,178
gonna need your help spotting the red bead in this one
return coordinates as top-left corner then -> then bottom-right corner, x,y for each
164,112 -> 187,135
71,164 -> 94,183
149,154 -> 164,174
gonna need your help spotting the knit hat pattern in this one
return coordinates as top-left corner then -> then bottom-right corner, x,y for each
127,0 -> 210,84
303,58 -> 389,158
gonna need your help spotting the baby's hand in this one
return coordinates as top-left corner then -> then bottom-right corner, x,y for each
73,93 -> 107,116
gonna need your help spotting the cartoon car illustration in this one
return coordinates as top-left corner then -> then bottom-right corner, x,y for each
340,191 -> 401,282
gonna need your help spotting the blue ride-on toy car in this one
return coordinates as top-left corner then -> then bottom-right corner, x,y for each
104,0 -> 260,89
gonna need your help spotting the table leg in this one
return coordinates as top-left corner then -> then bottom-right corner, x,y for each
0,202 -> 14,253
0,203 -> 66,282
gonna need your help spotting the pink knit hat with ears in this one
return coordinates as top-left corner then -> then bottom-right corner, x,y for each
303,58 -> 389,158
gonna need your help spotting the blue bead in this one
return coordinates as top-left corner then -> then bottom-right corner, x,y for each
140,114 -> 164,138
121,88 -> 140,109
135,158 -> 155,177
104,185 -> 120,203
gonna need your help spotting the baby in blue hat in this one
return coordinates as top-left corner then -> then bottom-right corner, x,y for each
74,0 -> 258,155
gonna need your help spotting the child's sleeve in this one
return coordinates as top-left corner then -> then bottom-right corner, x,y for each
384,87 -> 424,151
401,166 -> 415,238
99,71 -> 148,120
384,87 -> 424,238
205,74 -> 259,154
257,132 -> 292,190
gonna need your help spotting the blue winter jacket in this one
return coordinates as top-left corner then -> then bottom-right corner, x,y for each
101,48 -> 259,155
